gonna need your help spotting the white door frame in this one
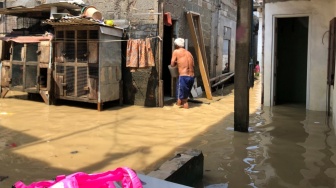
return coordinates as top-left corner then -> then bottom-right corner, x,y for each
270,14 -> 311,107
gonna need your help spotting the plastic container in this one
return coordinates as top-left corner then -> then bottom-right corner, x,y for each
112,19 -> 129,28
168,65 -> 179,77
82,6 -> 102,21
105,20 -> 113,26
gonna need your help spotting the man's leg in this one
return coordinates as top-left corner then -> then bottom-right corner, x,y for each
182,99 -> 189,109
177,98 -> 182,106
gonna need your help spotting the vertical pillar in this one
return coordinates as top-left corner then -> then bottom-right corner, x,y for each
257,7 -> 263,72
234,0 -> 252,132
158,2 -> 164,107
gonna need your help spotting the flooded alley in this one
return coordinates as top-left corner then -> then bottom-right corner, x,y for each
1,79 -> 336,188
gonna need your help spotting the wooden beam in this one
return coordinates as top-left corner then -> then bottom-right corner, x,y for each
209,72 -> 234,82
186,12 -> 212,100
39,90 -> 49,104
158,2 -> 164,107
195,13 -> 209,78
211,73 -> 235,88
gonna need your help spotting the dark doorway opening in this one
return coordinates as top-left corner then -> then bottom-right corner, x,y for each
162,25 -> 173,98
275,17 -> 308,106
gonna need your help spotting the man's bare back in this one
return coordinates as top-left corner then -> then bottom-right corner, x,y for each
170,48 -> 194,77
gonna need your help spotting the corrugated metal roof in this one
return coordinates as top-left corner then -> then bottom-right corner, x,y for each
43,17 -> 102,26
0,2 -> 82,18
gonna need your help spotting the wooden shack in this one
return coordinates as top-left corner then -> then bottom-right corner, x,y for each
0,34 -> 53,103
48,20 -> 124,110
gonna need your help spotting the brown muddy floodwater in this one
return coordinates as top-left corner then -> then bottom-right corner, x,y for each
1,79 -> 336,188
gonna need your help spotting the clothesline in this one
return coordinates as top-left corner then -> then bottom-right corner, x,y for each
52,36 -> 162,42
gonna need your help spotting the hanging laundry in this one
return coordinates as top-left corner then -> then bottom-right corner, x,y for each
126,38 -> 156,72
126,39 -> 140,72
146,38 -> 155,67
139,39 -> 146,68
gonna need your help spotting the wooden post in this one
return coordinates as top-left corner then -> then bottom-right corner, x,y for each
234,0 -> 252,132
158,2 -> 164,107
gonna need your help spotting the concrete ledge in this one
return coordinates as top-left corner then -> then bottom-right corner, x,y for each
147,149 -> 204,187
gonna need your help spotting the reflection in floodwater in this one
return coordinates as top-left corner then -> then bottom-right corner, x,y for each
201,105 -> 336,188
0,80 -> 336,188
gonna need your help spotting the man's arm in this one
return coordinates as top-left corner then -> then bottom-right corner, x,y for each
171,50 -> 177,67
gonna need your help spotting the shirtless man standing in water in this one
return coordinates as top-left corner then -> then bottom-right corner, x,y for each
170,38 -> 195,109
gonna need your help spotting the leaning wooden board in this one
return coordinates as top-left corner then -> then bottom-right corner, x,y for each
186,12 -> 212,100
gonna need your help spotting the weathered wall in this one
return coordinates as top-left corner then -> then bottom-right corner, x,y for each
265,0 -> 310,3
163,0 -> 236,86
86,0 -> 160,106
163,0 -> 214,88
263,0 -> 335,111
91,0 -> 236,106
211,0 -> 237,76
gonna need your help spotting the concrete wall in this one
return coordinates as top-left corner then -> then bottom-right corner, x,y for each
163,0 -> 215,86
211,2 -> 237,76
264,0 -> 335,111
69,0 -> 236,106
85,0 -> 160,106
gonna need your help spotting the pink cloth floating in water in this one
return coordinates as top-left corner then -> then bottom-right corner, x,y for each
13,167 -> 143,188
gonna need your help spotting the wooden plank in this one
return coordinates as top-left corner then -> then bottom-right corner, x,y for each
39,90 -> 49,104
158,2 -> 164,107
1,64 -> 10,87
211,73 -> 235,87
55,75 -> 64,96
88,42 -> 98,63
186,12 -> 212,100
119,80 -> 123,105
47,68 -> 52,92
39,41 -> 50,63
209,72 -> 233,82
55,41 -> 64,63
159,80 -> 164,107
88,77 -> 98,99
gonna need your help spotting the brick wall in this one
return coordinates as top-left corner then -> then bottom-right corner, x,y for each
87,0 -> 160,106
86,0 -> 237,106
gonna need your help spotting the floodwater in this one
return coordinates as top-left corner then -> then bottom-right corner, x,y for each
1,79 -> 336,188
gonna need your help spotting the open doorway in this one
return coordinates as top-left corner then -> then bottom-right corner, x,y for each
274,17 -> 308,106
162,24 -> 174,100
